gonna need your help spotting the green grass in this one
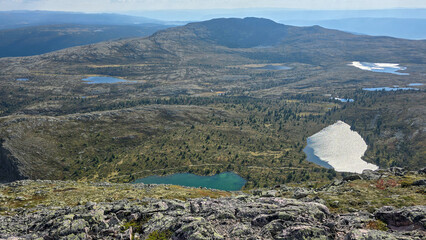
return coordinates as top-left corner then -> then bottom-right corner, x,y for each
146,230 -> 173,240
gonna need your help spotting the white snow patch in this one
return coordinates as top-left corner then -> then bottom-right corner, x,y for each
308,121 -> 378,173
349,61 -> 408,75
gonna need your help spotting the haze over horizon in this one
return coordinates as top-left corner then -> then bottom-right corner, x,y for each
1,0 -> 426,13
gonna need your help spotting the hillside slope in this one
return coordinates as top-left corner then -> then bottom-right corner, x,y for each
0,17 -> 424,186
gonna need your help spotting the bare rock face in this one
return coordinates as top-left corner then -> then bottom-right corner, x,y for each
0,195 -> 424,240
0,139 -> 26,183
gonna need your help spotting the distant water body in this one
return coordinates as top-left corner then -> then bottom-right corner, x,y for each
363,87 -> 419,91
349,61 -> 409,75
82,76 -> 131,84
133,172 -> 246,191
16,78 -> 29,81
303,121 -> 378,174
253,65 -> 291,70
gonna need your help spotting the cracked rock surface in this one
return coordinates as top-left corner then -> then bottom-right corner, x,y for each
1,196 -> 424,240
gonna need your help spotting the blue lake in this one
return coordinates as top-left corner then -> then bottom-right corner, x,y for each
339,99 -> 354,103
82,76 -> 131,84
408,83 -> 424,86
368,67 -> 409,76
133,172 -> 247,191
363,87 -> 419,91
252,65 -> 291,70
303,139 -> 333,169
16,78 -> 29,81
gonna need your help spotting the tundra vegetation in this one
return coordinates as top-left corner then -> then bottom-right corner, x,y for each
0,18 -> 424,188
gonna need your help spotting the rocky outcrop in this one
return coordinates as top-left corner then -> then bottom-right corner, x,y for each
0,196 -> 424,240
375,206 -> 426,231
0,139 -> 26,183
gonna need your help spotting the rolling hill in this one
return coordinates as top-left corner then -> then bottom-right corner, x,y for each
0,17 -> 424,187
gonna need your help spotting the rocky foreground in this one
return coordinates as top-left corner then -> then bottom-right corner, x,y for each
0,168 -> 425,239
1,196 -> 425,240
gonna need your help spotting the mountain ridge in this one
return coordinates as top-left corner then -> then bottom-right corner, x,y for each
2,17 -> 425,66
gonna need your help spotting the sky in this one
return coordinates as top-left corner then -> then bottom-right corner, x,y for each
1,0 -> 426,12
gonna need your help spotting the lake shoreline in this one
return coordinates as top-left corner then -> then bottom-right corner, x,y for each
133,172 -> 247,191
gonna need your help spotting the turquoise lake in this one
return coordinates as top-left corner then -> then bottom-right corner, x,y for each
133,172 -> 247,191
82,76 -> 131,84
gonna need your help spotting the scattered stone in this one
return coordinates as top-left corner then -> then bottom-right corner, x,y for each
330,201 -> 340,208
361,170 -> 382,180
261,190 -> 277,197
293,188 -> 309,199
345,229 -> 413,240
375,206 -> 426,230
14,196 -> 26,201
412,179 -> 426,186
343,174 -> 363,182
388,167 -> 407,176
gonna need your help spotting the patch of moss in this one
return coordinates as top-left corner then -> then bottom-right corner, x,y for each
313,175 -> 426,214
365,220 -> 388,231
122,214 -> 151,233
121,215 -> 153,240
0,181 -> 232,216
146,230 -> 173,240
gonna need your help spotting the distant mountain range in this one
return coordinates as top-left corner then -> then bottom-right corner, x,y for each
129,8 -> 426,40
0,11 -> 173,58
2,17 -> 424,70
0,11 -> 162,29
284,18 -> 426,40
1,10 -> 425,58
0,24 -> 171,57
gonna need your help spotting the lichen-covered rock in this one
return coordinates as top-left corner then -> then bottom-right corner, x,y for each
375,206 -> 426,230
0,194 -> 424,239
412,179 -> 426,186
344,229 -> 412,240
361,170 -> 382,180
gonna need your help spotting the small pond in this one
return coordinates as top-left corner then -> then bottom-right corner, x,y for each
363,87 -> 419,92
408,83 -> 424,86
82,76 -> 132,84
16,78 -> 29,81
133,172 -> 246,191
250,65 -> 291,70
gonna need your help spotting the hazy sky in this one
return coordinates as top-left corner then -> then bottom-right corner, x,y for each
1,0 -> 426,12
